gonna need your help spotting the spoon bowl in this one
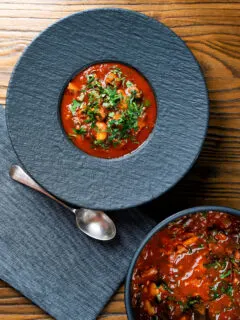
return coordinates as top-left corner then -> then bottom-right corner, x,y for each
74,208 -> 116,241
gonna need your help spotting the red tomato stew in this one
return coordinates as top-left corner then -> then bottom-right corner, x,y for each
131,211 -> 240,319
61,63 -> 157,159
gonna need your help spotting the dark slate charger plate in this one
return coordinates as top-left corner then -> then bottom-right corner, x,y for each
6,8 -> 209,211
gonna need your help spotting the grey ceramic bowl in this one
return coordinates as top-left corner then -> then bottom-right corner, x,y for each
125,205 -> 240,319
6,8 -> 209,210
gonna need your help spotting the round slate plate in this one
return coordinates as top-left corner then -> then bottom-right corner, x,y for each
6,9 -> 209,211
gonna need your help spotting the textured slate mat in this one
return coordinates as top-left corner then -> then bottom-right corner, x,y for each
0,106 -> 155,320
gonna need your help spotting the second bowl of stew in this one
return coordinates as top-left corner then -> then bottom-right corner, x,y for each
125,206 -> 240,320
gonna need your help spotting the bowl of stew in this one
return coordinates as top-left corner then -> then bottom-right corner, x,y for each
6,8 -> 209,210
61,62 -> 157,159
125,206 -> 240,319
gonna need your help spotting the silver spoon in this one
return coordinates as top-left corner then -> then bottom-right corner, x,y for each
9,165 -> 116,241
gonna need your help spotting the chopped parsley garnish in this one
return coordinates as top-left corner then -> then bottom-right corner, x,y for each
210,281 -> 234,300
126,80 -> 134,87
92,139 -> 108,149
66,66 -> 152,150
156,280 -> 173,294
222,283 -> 233,296
204,260 -> 222,269
103,87 -> 122,107
211,291 -> 221,300
186,296 -> 201,307
112,67 -> 122,74
73,127 -> 86,135
180,296 -> 202,312
220,269 -> 231,279
69,99 -> 82,114
108,112 -> 115,118
86,74 -> 95,83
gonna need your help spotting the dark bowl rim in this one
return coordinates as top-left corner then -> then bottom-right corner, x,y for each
125,205 -> 240,319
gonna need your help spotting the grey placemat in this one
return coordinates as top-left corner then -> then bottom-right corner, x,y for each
0,106 -> 155,320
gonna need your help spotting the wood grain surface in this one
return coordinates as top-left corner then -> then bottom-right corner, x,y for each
1,0 -> 240,319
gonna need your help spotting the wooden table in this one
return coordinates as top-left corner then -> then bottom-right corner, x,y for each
1,0 -> 240,319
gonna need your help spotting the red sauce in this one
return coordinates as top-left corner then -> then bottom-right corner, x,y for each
131,211 -> 240,320
61,63 -> 157,158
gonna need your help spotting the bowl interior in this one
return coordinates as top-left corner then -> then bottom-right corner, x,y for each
125,205 -> 240,319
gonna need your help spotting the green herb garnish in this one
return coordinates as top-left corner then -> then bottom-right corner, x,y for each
182,296 -> 202,312
220,270 -> 231,279
86,74 -> 95,83
69,99 -> 82,114
103,87 -> 121,107
221,283 -> 233,296
93,139 -> 108,149
126,80 -> 134,87
73,127 -> 87,135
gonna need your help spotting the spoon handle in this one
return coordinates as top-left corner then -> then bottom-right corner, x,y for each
9,165 -> 73,212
